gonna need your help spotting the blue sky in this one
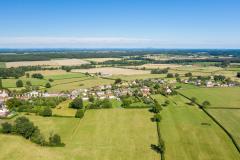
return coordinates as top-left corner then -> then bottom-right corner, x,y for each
0,0 -> 240,48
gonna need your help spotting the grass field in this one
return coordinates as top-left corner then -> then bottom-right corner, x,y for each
179,87 -> 240,108
0,109 -> 159,160
151,94 -> 240,159
0,62 -> 5,68
207,109 -> 240,146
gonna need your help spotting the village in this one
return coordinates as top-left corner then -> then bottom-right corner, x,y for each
1,74 -> 239,118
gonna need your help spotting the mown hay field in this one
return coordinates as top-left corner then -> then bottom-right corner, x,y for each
72,67 -> 150,75
0,109 -> 159,160
5,59 -> 89,68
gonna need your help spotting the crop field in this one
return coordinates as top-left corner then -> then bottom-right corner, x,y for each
72,67 -> 151,75
5,59 -> 89,68
2,71 -> 88,88
47,77 -> 114,93
111,74 -> 166,81
83,58 -> 122,62
179,87 -> 240,108
151,94 -> 240,160
1,70 -> 113,93
207,109 -> 240,146
0,109 -> 159,160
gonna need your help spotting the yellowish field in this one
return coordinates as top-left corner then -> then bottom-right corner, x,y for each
83,58 -> 121,62
140,63 -> 182,69
27,70 -> 68,75
72,67 -> 150,75
6,59 -> 89,68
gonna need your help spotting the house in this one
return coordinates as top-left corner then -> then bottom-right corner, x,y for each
27,91 -> 40,98
166,88 -> 172,94
0,101 -> 9,117
0,90 -> 9,101
141,86 -> 150,96
82,97 -> 89,101
206,81 -> 214,87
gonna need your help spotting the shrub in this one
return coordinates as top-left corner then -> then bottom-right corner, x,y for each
115,78 -> 122,84
32,73 -> 44,79
1,122 -> 12,133
75,109 -> 85,118
49,133 -> 62,146
39,107 -> 52,117
237,72 -> 240,78
166,73 -> 174,78
45,82 -> 51,88
16,80 -> 23,87
30,128 -> 46,146
14,116 -> 37,139
185,72 -> 192,77
202,101 -> 211,107
48,78 -> 54,82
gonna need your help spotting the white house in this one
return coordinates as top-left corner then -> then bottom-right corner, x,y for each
0,101 -> 9,117
0,90 -> 9,101
206,81 -> 214,87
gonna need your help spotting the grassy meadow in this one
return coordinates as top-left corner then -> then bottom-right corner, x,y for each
151,94 -> 240,160
179,87 -> 240,108
0,62 -> 6,68
0,109 -> 159,160
207,109 -> 240,146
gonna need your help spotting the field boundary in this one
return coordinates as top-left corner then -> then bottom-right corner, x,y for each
178,92 -> 240,153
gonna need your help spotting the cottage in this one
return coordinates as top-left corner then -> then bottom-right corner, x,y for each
206,81 -> 214,87
0,101 -> 9,117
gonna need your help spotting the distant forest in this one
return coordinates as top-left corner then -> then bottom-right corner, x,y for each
0,49 -> 240,62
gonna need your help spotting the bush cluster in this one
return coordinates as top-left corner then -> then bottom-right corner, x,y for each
1,116 -> 63,146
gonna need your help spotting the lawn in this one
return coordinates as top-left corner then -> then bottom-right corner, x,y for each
179,87 -> 240,108
0,109 -> 159,160
207,109 -> 240,146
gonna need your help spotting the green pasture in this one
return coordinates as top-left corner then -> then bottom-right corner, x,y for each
207,109 -> 240,146
0,109 -> 159,160
179,87 -> 240,108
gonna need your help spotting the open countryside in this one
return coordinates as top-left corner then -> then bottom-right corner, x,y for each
1,0 -> 240,160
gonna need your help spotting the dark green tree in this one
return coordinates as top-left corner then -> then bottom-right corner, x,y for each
69,97 -> 83,109
1,122 -> 12,133
16,80 -> 23,88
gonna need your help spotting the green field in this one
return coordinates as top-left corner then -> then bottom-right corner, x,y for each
207,109 -> 240,146
179,87 -> 240,108
0,109 -> 159,160
0,62 -> 6,68
151,94 -> 240,159
2,70 -> 114,93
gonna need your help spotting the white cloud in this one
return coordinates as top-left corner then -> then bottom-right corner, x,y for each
0,37 -> 157,48
0,37 -> 239,48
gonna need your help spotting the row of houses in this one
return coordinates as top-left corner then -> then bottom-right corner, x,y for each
182,79 -> 237,88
